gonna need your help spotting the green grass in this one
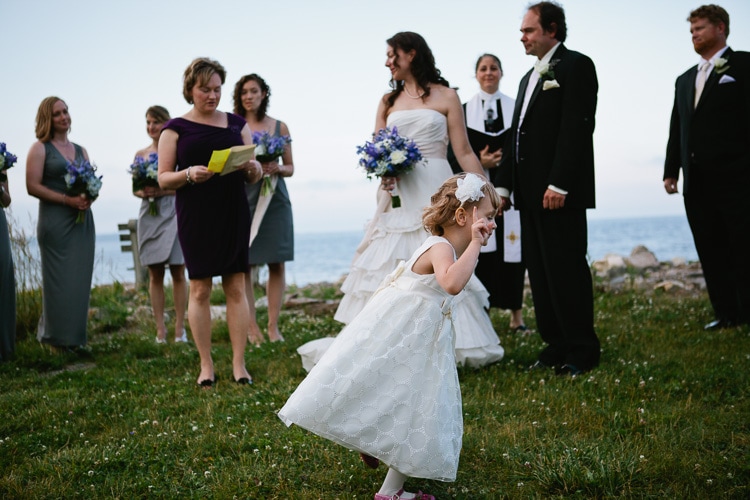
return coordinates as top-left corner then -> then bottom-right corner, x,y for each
0,285 -> 748,499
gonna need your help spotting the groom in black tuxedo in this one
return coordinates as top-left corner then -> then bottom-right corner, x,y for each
496,1 -> 599,375
664,4 -> 750,329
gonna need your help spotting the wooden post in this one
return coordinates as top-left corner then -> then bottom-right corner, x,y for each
118,219 -> 148,289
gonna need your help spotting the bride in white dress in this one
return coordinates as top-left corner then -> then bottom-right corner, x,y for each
299,32 -> 505,372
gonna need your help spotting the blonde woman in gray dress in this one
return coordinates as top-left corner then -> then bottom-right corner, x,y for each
133,106 -> 187,344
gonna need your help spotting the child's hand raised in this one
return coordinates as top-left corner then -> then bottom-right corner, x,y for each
471,206 -> 492,246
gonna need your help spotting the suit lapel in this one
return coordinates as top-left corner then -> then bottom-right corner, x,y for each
695,47 -> 733,111
523,44 -> 568,119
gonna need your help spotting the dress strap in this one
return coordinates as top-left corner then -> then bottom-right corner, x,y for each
274,119 -> 282,136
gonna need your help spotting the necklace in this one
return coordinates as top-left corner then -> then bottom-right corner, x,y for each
403,85 -> 425,99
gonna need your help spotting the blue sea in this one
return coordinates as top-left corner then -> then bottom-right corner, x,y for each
89,214 -> 698,287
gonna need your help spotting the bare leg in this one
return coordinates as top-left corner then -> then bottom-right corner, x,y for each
148,265 -> 167,341
245,266 -> 264,345
509,308 -> 527,330
170,264 -> 187,337
224,272 -> 252,382
188,277 -> 214,384
266,262 -> 285,342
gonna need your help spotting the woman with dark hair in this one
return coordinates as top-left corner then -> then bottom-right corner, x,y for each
26,97 -> 96,351
132,105 -> 187,344
158,57 -> 263,387
448,53 -> 528,333
233,74 -> 295,345
300,32 -> 504,371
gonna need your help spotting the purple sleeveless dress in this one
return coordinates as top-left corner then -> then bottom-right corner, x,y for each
162,113 -> 250,279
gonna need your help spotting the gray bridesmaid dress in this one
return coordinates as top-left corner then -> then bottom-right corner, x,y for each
0,206 -> 15,360
36,142 -> 95,347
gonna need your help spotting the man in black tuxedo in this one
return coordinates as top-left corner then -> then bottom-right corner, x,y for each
496,1 -> 599,375
664,4 -> 750,330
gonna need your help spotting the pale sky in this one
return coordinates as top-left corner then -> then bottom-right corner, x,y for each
3,0 -> 749,235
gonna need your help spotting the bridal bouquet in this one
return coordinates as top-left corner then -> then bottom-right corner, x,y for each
356,126 -> 423,208
65,158 -> 102,224
0,142 -> 17,182
129,153 -> 160,215
252,131 -> 292,196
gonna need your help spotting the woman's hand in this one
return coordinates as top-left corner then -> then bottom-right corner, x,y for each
380,176 -> 397,193
239,160 -> 263,184
67,193 -> 92,211
187,165 -> 214,184
479,146 -> 503,169
260,159 -> 282,176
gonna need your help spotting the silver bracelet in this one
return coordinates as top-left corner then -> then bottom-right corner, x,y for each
185,166 -> 195,185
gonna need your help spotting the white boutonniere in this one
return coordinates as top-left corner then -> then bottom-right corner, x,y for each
535,59 -> 560,90
714,57 -> 730,74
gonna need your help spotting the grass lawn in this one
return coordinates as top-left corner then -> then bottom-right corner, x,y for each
0,283 -> 748,499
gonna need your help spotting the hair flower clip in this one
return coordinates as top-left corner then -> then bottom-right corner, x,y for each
455,173 -> 486,204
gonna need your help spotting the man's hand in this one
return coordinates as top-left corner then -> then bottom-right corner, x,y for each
664,177 -> 678,194
543,189 -> 566,210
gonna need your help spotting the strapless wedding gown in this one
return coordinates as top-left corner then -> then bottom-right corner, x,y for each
299,109 -> 504,370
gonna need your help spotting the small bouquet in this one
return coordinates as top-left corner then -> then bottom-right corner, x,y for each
252,131 -> 292,196
129,153 -> 160,215
65,158 -> 102,224
0,142 -> 18,182
356,126 -> 423,208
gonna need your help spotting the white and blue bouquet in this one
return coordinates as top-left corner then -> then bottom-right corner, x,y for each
65,158 -> 102,224
129,153 -> 160,215
0,142 -> 18,182
356,126 -> 423,208
252,131 -> 292,196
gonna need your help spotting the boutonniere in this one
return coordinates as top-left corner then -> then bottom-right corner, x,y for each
714,57 -> 730,74
535,59 -> 560,90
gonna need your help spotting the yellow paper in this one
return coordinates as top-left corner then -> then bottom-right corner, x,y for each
207,144 -> 256,175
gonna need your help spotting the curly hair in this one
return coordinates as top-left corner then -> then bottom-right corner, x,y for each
233,73 -> 271,120
383,32 -> 450,117
422,173 -> 501,236
689,4 -> 730,37
146,105 -> 170,123
182,57 -> 226,104
35,96 -> 67,142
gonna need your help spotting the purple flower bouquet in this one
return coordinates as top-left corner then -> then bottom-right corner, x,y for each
65,159 -> 102,224
129,153 -> 160,215
252,131 -> 292,196
356,126 -> 423,208
0,142 -> 18,182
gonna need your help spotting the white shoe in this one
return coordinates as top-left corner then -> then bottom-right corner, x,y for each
155,335 -> 168,344
175,329 -> 189,343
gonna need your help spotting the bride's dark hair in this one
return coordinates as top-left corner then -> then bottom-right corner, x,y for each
383,32 -> 449,115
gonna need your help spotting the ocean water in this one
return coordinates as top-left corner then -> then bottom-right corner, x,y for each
89,214 -> 698,287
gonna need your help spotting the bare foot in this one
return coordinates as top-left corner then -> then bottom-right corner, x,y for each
268,326 -> 285,343
248,324 -> 264,346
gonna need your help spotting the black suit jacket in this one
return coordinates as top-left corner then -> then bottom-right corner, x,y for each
496,44 -> 597,211
664,47 -> 750,196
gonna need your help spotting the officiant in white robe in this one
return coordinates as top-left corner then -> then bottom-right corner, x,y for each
448,53 -> 528,331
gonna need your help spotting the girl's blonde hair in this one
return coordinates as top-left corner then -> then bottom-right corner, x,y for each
422,173 -> 501,236
35,96 -> 66,142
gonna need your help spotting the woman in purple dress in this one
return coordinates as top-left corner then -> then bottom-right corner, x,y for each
158,57 -> 263,387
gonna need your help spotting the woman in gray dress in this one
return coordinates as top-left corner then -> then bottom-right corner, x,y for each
0,169 -> 15,361
26,97 -> 96,350
233,74 -> 295,345
132,106 -> 187,344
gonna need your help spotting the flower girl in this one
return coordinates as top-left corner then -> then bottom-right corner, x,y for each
278,173 -> 501,499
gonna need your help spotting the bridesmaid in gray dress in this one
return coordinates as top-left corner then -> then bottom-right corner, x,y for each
26,97 -> 96,350
0,171 -> 15,361
132,106 -> 187,344
233,74 -> 295,345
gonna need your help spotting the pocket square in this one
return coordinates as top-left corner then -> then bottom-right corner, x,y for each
542,79 -> 560,91
719,74 -> 736,84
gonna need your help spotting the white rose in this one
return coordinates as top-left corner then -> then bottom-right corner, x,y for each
535,62 -> 549,75
542,79 -> 560,91
390,150 -> 407,165
255,144 -> 266,156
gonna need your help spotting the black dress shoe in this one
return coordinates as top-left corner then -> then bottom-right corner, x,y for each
555,364 -> 583,377
704,319 -> 735,330
529,360 -> 554,371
